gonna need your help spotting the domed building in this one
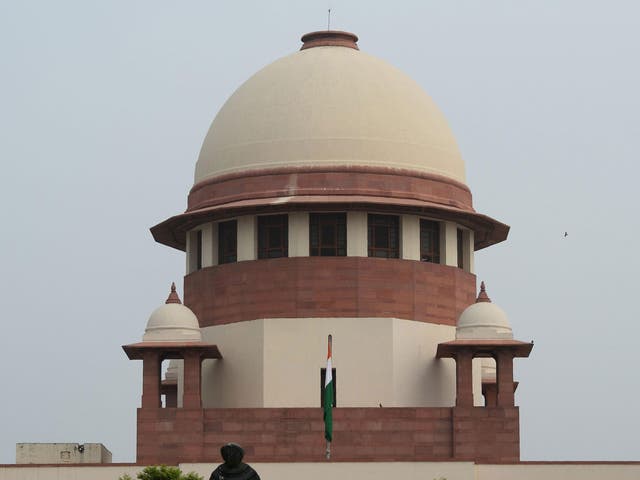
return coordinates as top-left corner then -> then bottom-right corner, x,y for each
125,30 -> 532,468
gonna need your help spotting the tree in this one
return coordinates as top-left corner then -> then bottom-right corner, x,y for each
119,465 -> 203,480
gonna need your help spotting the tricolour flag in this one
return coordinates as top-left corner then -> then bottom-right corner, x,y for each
324,334 -> 333,443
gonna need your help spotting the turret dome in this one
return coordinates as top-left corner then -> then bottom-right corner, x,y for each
456,282 -> 513,340
142,283 -> 202,343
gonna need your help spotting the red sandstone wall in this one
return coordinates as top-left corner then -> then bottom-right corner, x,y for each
136,406 -> 519,465
184,257 -> 476,327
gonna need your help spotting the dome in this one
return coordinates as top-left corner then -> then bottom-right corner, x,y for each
456,282 -> 513,340
143,283 -> 202,343
194,31 -> 466,185
481,358 -> 496,382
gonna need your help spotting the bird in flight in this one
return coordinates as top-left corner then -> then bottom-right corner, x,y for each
564,232 -> 568,237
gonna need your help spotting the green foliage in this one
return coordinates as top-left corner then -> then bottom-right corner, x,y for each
118,465 -> 203,480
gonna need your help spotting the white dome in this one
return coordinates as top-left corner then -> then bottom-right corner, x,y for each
195,37 -> 466,185
481,358 -> 496,382
456,284 -> 513,340
143,285 -> 202,343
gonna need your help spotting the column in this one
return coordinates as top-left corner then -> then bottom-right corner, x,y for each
496,350 -> 515,407
141,351 -> 162,408
455,349 -> 474,407
237,215 -> 256,261
441,221 -> 458,267
347,211 -> 367,257
201,223 -> 214,267
401,215 -> 420,260
182,350 -> 203,409
288,212 -> 310,257
482,383 -> 497,407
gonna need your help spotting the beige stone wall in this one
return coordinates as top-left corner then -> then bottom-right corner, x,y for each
200,318 -> 457,408
15,443 -> 111,465
475,463 -> 640,480
3,462 -> 639,480
200,320 -> 264,407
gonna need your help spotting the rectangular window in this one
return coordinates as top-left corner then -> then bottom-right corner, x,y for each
258,214 -> 288,259
320,368 -> 337,407
457,228 -> 464,269
367,214 -> 399,258
309,213 -> 347,256
218,220 -> 237,264
420,219 -> 440,263
196,230 -> 203,270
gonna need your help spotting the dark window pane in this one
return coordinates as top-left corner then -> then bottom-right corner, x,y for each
218,220 -> 237,264
258,215 -> 288,259
420,219 -> 440,264
368,214 -> 399,258
196,230 -> 203,270
457,228 -> 464,269
309,213 -> 347,256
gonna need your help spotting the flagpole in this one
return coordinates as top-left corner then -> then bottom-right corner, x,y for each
324,334 -> 333,460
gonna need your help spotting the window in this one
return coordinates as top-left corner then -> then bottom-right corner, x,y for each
196,230 -> 203,270
258,214 -> 288,259
457,228 -> 464,269
320,368 -> 337,407
310,213 -> 347,256
367,214 -> 399,258
420,219 -> 440,263
218,220 -> 237,264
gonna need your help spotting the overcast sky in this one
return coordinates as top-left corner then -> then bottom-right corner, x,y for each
1,0 -> 639,464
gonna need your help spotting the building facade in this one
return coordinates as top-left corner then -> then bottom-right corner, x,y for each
122,30 -> 533,465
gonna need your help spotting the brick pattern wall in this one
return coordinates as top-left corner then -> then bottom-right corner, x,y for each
136,406 -> 519,465
184,257 -> 476,327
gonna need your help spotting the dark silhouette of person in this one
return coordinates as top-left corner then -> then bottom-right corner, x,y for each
209,443 -> 260,480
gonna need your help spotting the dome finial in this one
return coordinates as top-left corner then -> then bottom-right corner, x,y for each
300,30 -> 359,50
476,281 -> 491,303
165,282 -> 182,304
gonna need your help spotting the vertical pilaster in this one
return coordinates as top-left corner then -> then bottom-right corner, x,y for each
455,349 -> 474,407
201,223 -> 214,268
347,211 -> 367,257
141,351 -> 161,409
401,215 -> 420,260
466,230 -> 475,273
288,212 -> 310,257
442,221 -> 458,267
182,350 -> 202,409
237,215 -> 256,261
496,351 -> 515,407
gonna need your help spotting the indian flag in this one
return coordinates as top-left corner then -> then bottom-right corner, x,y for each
324,334 -> 333,443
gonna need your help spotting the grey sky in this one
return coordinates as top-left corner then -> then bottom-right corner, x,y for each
1,0 -> 639,463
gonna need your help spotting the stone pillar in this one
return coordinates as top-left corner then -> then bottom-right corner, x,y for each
442,221 -> 458,267
482,383 -> 497,407
455,349 -> 474,407
496,350 -> 515,407
347,211 -> 368,257
182,351 -> 202,408
289,212 -> 310,257
142,351 -> 161,408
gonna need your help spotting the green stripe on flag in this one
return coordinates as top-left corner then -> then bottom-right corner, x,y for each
324,377 -> 333,442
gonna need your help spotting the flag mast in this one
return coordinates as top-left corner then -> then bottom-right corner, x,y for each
324,334 -> 333,459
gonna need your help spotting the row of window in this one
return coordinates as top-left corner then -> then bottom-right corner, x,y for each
193,213 -> 466,269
